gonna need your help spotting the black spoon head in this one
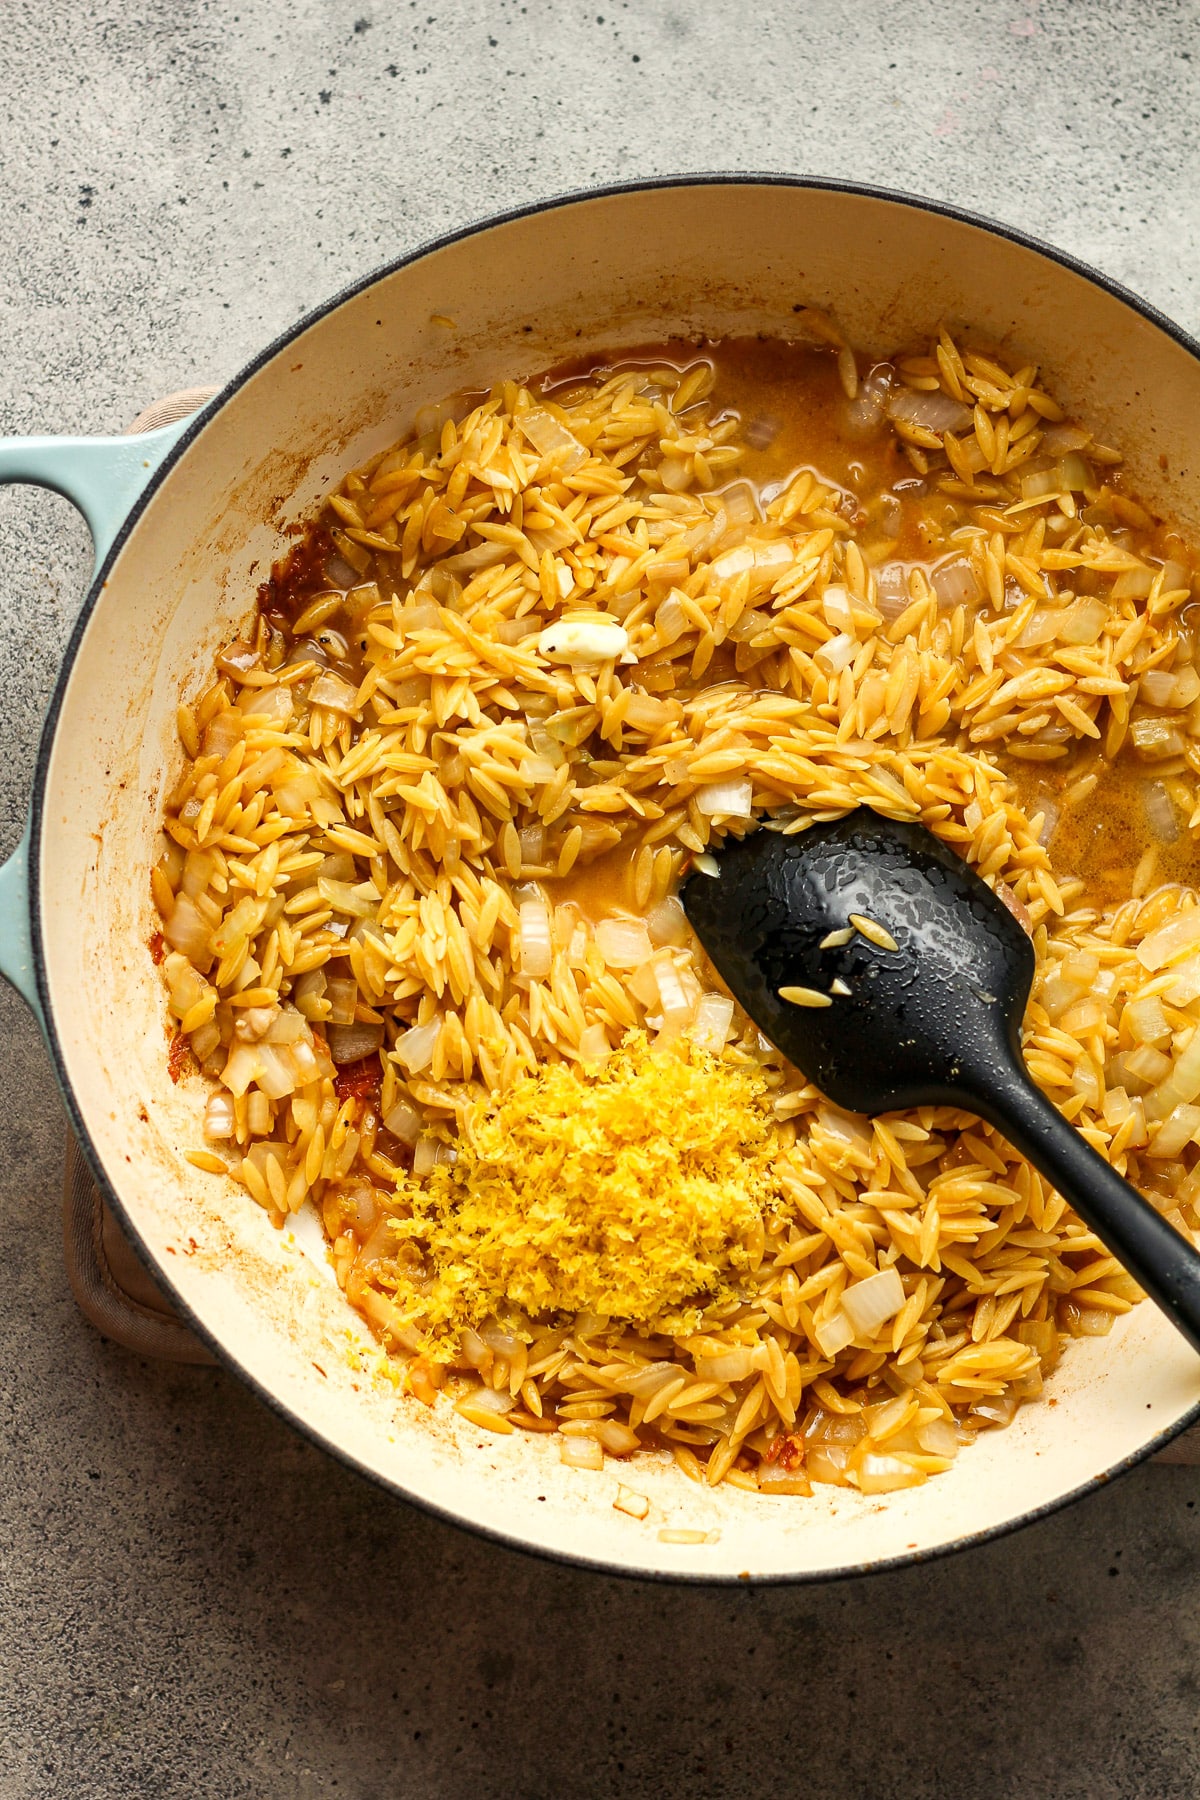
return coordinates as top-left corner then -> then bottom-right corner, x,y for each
680,810 -> 1036,1115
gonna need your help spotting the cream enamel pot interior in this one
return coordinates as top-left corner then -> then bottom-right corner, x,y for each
4,177 -> 1200,1583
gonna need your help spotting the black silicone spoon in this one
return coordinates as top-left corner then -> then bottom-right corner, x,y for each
680,808 -> 1200,1356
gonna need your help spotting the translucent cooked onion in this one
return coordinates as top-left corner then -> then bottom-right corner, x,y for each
856,1452 -> 925,1495
1144,782 -> 1179,844
594,1420 -> 641,1457
203,1091 -> 236,1140
931,557 -> 979,609
821,583 -> 854,631
813,1309 -> 855,1357
845,365 -> 894,435
646,896 -> 689,947
164,893 -> 212,963
308,670 -> 360,713
696,1347 -> 756,1383
382,1097 -> 423,1145
873,564 -> 908,620
324,978 -> 359,1026
595,918 -> 653,969
394,1018 -> 441,1074
518,897 -> 553,978
654,594 -> 689,645
328,1022 -> 383,1065
695,779 -> 753,818
840,1266 -> 906,1337
885,386 -> 972,433
560,1434 -> 604,1470
517,408 -> 588,472
1058,596 -> 1108,644
518,822 -> 545,866
1138,906 -> 1200,970
1148,1102 -> 1200,1160
688,992 -> 734,1054
815,631 -> 855,673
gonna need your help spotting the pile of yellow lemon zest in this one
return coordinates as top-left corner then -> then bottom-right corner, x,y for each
383,1032 -> 778,1354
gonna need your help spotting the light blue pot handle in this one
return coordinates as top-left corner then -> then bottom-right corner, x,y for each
0,415 -> 200,1024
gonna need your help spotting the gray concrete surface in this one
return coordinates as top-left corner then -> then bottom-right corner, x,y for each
3,1 -> 1200,1794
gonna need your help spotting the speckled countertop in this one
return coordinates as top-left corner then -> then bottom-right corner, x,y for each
3,3 -> 1200,1796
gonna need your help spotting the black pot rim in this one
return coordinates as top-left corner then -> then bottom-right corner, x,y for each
27,171 -> 1200,1587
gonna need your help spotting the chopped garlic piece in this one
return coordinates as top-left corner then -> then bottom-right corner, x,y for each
538,617 -> 630,664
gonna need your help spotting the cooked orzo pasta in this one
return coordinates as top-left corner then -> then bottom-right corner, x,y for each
155,329 -> 1200,1499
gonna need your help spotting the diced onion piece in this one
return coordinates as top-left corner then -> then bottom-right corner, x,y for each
240,684 -> 294,727
691,853 -> 720,877
814,632 -> 855,673
695,779 -> 753,818
813,1309 -> 855,1358
1020,466 -> 1061,501
646,896 -> 689,947
537,618 -> 628,664
1130,717 -> 1186,760
1138,907 -> 1200,970
459,1384 -> 515,1417
613,1484 -> 651,1519
328,1022 -> 383,1065
248,1045 -> 294,1099
654,594 -> 689,645
1143,782 -> 1179,844
518,897 -> 553,978
758,1463 -> 813,1496
1161,559 -> 1192,594
695,1347 -> 756,1383
840,1266 -> 906,1338
885,386 -> 972,433
711,543 -> 755,582
1165,954 -> 1200,1007
308,669 -> 360,713
394,1018 -> 441,1074
1112,565 -> 1154,600
821,583 -> 854,631
1016,606 -> 1065,648
594,1420 -> 641,1457
931,557 -> 979,609
203,1091 -> 236,1140
652,954 -> 694,1031
1142,666 -> 1200,710
222,1043 -> 261,1098
383,1098 -> 423,1145
518,408 -> 588,471
324,977 -> 359,1026
916,1417 -> 960,1458
856,1453 -> 926,1495
560,1434 -> 605,1470
1150,1029 -> 1200,1118
595,918 -> 653,969
454,1393 -> 515,1434
163,893 -> 213,962
412,1135 -> 440,1176
518,822 -> 545,866
1148,1102 -> 1200,1160
1126,994 -> 1171,1047
1058,596 -> 1109,644
689,992 -> 734,1054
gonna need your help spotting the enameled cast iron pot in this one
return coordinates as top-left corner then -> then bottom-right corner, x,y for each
4,178 -> 1200,1582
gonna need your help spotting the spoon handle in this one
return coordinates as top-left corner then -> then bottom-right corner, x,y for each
975,1061 -> 1200,1356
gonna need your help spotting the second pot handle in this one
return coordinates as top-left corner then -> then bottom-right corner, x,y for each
0,415 -> 198,569
0,408 -> 205,1025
